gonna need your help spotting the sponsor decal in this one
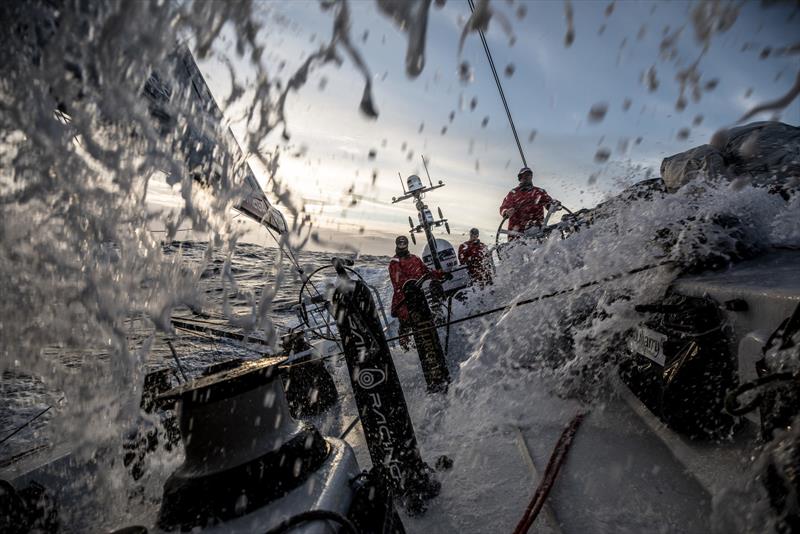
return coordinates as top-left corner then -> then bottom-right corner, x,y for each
628,326 -> 667,366
356,368 -> 386,390
346,311 -> 404,488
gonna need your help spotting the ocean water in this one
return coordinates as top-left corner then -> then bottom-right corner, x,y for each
3,179 -> 799,533
3,1 -> 800,532
0,243 -> 391,463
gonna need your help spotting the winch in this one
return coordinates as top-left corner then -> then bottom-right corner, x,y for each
150,354 -> 404,533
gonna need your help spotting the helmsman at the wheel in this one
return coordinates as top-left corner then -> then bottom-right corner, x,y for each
499,166 -> 558,239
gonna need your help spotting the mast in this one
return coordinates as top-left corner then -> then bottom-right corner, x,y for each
418,156 -> 442,270
417,196 -> 442,270
391,156 -> 450,271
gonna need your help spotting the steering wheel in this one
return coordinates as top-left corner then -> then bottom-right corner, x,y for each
494,202 -> 573,246
297,262 -> 367,341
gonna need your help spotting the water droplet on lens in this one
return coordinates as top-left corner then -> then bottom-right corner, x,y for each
594,148 -> 611,163
588,102 -> 608,124
458,61 -> 474,83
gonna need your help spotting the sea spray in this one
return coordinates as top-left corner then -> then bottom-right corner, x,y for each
403,179 -> 800,532
1,0 -> 799,531
451,181 -> 795,398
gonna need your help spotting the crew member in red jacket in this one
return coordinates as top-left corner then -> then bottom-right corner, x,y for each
389,235 -> 443,349
499,166 -> 556,239
458,228 -> 492,287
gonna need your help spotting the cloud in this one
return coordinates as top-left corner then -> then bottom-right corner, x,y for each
154,1 -> 800,257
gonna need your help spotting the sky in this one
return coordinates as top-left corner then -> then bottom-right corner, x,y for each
147,0 -> 800,255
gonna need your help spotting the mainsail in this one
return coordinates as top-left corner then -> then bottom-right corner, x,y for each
143,44 -> 287,235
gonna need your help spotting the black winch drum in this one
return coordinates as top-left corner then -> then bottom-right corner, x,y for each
156,358 -> 329,530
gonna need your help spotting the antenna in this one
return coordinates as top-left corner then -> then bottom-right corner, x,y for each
421,155 -> 434,187
398,172 -> 407,194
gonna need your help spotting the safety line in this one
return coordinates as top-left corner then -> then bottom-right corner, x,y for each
163,261 -> 676,373
384,260 -> 675,343
277,260 -> 675,370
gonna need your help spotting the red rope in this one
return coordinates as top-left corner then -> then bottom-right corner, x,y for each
512,411 -> 587,534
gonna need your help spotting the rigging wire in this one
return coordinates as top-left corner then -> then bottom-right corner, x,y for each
276,260 -> 676,371
467,0 -> 527,168
167,340 -> 189,382
149,228 -> 193,233
0,400 -> 62,446
383,259 -> 677,344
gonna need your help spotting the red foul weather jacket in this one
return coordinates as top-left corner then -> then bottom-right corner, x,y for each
458,240 -> 491,285
499,185 -> 553,236
389,254 -> 442,322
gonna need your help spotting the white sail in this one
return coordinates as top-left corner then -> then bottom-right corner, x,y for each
144,44 -> 287,235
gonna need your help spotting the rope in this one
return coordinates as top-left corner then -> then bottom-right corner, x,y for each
725,371 -> 798,416
467,0 -> 527,167
513,412 -> 587,534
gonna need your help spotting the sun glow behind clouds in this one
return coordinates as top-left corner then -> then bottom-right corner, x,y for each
157,0 -> 800,254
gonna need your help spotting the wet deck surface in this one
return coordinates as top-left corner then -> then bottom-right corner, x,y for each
364,350 -> 756,534
521,397 -> 711,534
4,343 -> 757,534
